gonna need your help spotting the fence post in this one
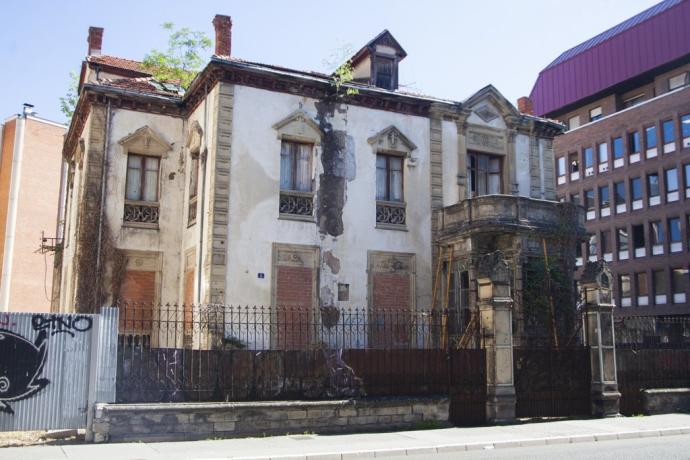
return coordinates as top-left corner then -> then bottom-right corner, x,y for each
84,307 -> 119,442
580,261 -> 620,417
477,253 -> 515,423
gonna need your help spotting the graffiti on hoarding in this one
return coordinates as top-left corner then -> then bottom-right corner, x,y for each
0,330 -> 50,415
31,314 -> 93,337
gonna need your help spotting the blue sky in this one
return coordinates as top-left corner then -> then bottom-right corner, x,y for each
1,0 -> 658,124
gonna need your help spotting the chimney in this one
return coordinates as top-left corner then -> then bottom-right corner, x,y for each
212,15 -> 232,56
87,26 -> 104,56
517,96 -> 534,115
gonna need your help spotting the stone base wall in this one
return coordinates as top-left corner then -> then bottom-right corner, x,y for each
642,388 -> 690,415
92,397 -> 449,443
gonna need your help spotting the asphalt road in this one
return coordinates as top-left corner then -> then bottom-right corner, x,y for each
399,434 -> 690,460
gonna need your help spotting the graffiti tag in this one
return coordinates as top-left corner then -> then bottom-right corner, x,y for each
0,330 -> 50,414
31,314 -> 93,337
0,314 -> 15,330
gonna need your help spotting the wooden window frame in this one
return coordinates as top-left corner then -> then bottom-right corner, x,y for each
376,152 -> 404,202
125,153 -> 160,203
467,152 -> 502,197
280,140 -> 313,192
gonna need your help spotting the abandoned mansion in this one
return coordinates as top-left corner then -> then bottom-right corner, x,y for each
54,15 -> 583,344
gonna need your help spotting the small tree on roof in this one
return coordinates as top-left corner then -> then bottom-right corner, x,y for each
142,22 -> 212,89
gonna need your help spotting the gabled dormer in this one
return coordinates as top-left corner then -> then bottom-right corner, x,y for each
348,30 -> 407,91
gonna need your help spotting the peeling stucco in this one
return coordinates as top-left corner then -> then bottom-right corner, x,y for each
315,98 -> 356,237
323,250 -> 341,274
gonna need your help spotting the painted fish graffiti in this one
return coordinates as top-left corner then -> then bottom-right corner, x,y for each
0,329 -> 49,415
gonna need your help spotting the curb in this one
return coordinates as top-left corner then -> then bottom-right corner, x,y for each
219,426 -> 690,460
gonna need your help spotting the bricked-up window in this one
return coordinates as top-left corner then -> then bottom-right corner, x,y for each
645,126 -> 657,149
663,119 -> 675,144
628,131 -> 640,154
376,154 -> 404,201
682,114 -> 690,138
280,141 -> 312,192
584,148 -> 594,168
126,154 -> 159,202
599,185 -> 610,209
647,173 -> 660,198
613,137 -> 624,159
598,143 -> 608,164
589,106 -> 602,122
119,270 -> 156,334
620,274 -> 631,299
636,272 -> 649,297
585,189 -> 595,212
617,228 -> 629,252
557,156 -> 566,177
666,168 -> 679,193
468,152 -> 501,196
631,177 -> 642,201
375,56 -> 395,90
614,181 -> 626,206
650,221 -> 665,246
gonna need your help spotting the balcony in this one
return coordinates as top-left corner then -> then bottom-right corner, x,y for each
437,194 -> 585,239
376,200 -> 406,230
279,190 -> 314,221
123,201 -> 159,228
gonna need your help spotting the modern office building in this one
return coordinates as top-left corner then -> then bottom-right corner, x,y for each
524,0 -> 690,316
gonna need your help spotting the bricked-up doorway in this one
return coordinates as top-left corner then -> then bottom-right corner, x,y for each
368,251 -> 416,348
272,244 -> 319,349
119,270 -> 156,335
117,252 -> 161,339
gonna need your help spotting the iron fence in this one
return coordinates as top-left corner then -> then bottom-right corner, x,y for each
114,303 -> 488,406
614,316 -> 690,349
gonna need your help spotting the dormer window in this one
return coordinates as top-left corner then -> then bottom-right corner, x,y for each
375,56 -> 395,90
347,30 -> 406,91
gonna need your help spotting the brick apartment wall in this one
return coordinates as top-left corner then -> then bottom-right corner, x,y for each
275,265 -> 313,348
0,119 -> 16,274
92,397 -> 450,443
554,85 -> 690,316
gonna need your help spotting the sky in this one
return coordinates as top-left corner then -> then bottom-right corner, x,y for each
1,0 -> 660,124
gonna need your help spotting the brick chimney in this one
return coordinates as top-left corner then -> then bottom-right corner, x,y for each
87,26 -> 104,56
212,15 -> 232,56
517,96 -> 534,115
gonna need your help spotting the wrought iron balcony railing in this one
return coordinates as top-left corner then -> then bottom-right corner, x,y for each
279,190 -> 314,219
123,200 -> 160,227
376,200 -> 406,228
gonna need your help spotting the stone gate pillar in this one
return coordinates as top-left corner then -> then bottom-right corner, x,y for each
580,261 -> 621,417
477,252 -> 515,423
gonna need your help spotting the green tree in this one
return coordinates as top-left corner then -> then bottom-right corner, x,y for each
142,22 -> 212,89
59,71 -> 79,122
323,45 -> 359,97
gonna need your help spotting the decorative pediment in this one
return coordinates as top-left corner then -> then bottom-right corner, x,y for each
367,126 -> 417,154
272,110 -> 322,144
464,85 -> 521,127
118,126 -> 172,157
186,120 -> 203,156
474,104 -> 499,123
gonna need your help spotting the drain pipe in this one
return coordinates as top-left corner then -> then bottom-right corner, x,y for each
94,100 -> 112,309
0,108 -> 28,311
196,84 -> 209,304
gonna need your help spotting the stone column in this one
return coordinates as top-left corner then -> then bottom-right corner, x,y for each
580,261 -> 621,417
477,253 -> 516,423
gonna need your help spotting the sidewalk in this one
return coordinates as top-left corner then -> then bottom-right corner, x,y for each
2,414 -> 690,460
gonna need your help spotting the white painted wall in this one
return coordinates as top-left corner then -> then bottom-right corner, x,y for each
225,85 -> 433,309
